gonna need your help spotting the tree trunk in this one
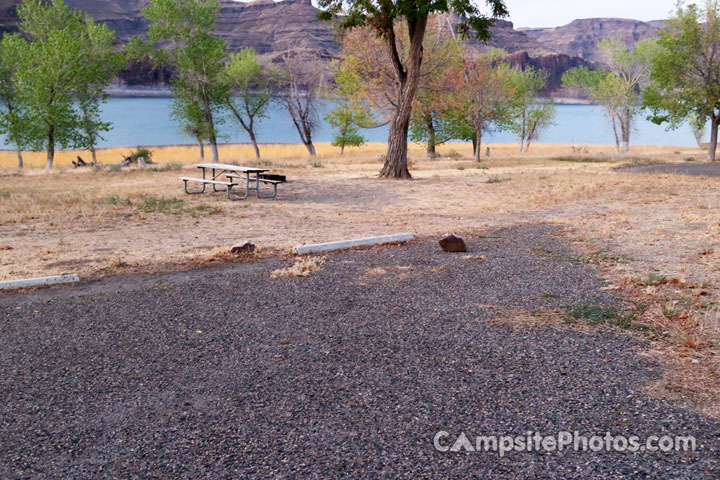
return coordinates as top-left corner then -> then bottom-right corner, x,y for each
16,147 -> 23,169
304,141 -> 316,156
249,130 -> 261,159
519,108 -> 527,152
471,136 -> 477,156
611,114 -> 620,154
45,125 -> 54,170
425,113 -> 437,158
380,16 -> 428,179
524,141 -> 531,153
621,109 -> 631,153
709,113 -> 719,162
198,138 -> 205,160
208,123 -> 219,163
202,91 -> 219,163
303,125 -> 316,156
340,144 -> 345,155
90,146 -> 97,165
474,126 -> 483,163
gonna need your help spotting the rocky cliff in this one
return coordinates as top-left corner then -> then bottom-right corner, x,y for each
461,19 -> 591,94
0,2 -> 663,97
520,18 -> 664,64
62,0 -> 340,61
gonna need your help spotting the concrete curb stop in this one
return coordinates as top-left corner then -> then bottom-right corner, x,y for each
0,274 -> 80,291
292,233 -> 415,255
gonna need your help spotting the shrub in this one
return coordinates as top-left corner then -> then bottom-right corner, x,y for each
100,195 -> 132,206
487,175 -> 506,183
128,146 -> 153,164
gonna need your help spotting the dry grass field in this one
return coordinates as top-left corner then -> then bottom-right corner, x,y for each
1,141 -> 719,415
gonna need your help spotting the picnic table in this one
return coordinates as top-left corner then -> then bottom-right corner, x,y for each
180,163 -> 284,201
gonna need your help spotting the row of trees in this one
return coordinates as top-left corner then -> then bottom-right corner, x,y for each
2,0 -> 720,174
0,0 -> 332,169
0,0 -> 122,169
330,21 -> 556,163
559,0 -> 720,161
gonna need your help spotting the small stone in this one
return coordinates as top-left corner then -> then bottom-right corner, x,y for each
231,241 -> 256,254
439,234 -> 467,253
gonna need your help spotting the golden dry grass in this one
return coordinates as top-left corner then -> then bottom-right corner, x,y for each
0,141 -> 696,169
0,142 -> 711,281
270,256 -> 326,278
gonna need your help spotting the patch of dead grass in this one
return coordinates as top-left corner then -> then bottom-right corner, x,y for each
271,256 -> 326,278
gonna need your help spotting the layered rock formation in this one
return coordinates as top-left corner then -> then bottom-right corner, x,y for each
521,18 -> 664,64
462,19 -> 591,94
62,0 -> 340,61
65,0 -> 147,41
476,19 -> 559,56
0,2 -> 664,97
217,0 -> 339,61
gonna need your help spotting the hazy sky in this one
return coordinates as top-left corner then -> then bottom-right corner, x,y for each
504,0 -> 678,28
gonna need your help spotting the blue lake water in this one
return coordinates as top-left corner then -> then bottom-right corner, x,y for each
1,97 -> 701,149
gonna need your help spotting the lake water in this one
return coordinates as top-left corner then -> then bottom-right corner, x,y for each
1,97 -> 701,149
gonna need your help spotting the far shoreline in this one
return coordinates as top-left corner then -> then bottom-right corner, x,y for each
105,85 -> 595,105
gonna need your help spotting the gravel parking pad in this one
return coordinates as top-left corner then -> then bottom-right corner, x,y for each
1,224 -> 718,478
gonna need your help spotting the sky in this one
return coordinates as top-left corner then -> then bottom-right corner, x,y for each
503,0 -> 678,28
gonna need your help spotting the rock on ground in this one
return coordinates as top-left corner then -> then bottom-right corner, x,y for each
439,233 -> 468,252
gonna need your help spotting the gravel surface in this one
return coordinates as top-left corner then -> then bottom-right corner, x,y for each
1,224 -> 718,479
615,163 -> 720,177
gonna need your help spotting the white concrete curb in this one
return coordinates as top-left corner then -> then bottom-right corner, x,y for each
292,233 -> 415,255
0,274 -> 80,291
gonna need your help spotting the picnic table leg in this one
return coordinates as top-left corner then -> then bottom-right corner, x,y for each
227,175 -> 249,201
183,168 -> 207,194
256,181 -> 278,199
212,168 -> 225,193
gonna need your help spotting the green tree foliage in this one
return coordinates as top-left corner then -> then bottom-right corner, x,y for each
171,96 -> 211,160
318,0 -> 508,179
324,62 -> 374,155
77,17 -> 125,165
409,113 -> 459,158
0,39 -> 28,168
140,0 -> 229,163
563,37 -> 655,153
508,67 -> 555,152
408,22 -> 465,158
452,49 -> 516,162
224,48 -> 273,159
644,0 -> 720,161
2,0 -> 123,169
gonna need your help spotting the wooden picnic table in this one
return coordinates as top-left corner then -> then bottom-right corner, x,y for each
180,163 -> 283,201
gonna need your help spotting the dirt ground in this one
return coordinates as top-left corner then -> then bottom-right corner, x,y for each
1,144 -> 716,283
1,143 -> 719,416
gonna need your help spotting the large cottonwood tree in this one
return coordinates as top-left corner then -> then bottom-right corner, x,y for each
2,0 -> 122,170
318,0 -> 508,179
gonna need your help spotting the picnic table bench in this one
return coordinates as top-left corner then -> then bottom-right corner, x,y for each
181,163 -> 284,201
